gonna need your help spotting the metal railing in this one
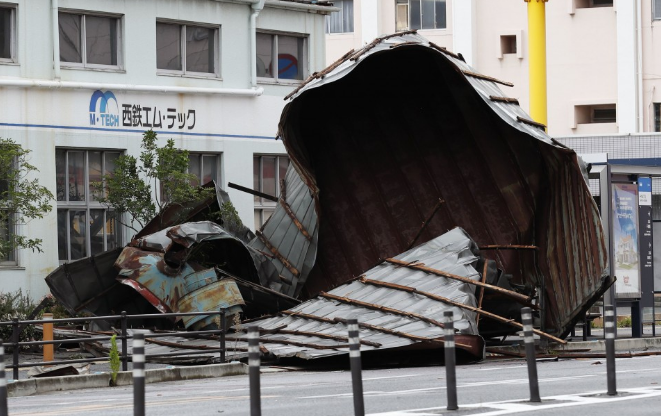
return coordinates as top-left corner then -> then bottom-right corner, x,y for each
0,309 -> 229,380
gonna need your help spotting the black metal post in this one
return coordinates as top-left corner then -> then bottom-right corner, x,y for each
133,332 -> 145,416
0,340 -> 8,416
11,318 -> 18,381
605,305 -> 617,396
348,319 -> 365,416
444,311 -> 458,411
220,309 -> 226,363
521,307 -> 541,402
248,326 -> 261,416
121,311 -> 128,372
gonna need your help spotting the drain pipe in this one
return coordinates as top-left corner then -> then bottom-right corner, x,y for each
52,0 -> 60,79
249,0 -> 266,88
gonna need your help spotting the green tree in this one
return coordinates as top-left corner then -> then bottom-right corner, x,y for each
94,130 -> 214,233
0,139 -> 54,260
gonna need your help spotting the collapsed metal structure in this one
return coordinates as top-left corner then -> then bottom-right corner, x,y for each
46,32 -> 610,362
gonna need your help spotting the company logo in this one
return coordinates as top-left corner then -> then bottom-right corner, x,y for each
89,90 -> 120,127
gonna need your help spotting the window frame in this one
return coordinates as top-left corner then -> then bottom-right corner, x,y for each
0,3 -> 17,64
326,0 -> 354,34
56,149 -> 123,263
395,0 -> 447,32
253,155 -> 289,229
186,152 -> 222,187
256,30 -> 309,85
156,19 -> 221,79
58,10 -> 124,71
654,103 -> 660,132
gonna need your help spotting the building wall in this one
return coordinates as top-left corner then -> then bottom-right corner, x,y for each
0,0 -> 330,298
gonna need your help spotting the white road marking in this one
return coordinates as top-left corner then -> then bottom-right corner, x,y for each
366,386 -> 661,416
364,374 -> 421,381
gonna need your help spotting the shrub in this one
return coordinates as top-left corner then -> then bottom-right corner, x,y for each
0,290 -> 41,349
109,334 -> 120,385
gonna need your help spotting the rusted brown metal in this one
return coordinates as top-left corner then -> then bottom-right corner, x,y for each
73,283 -> 120,313
385,258 -> 535,307
359,277 -> 565,344
279,198 -> 312,241
390,41 -> 421,49
226,335 -> 349,350
144,337 -> 248,352
489,96 -> 520,105
261,327 -> 382,347
284,48 -> 356,101
349,30 -> 418,62
255,230 -> 301,277
319,291 -> 446,329
516,116 -> 546,130
462,70 -> 514,87
480,245 -> 539,250
406,198 -> 445,250
428,42 -> 462,60
476,261 -> 488,325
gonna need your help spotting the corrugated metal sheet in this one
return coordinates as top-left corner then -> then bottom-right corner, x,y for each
275,31 -> 610,337
243,227 -> 485,360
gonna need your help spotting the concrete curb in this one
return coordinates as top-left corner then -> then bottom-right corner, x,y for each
7,362 -> 248,397
555,337 -> 661,353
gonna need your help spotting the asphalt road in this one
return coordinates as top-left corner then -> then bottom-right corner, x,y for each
8,354 -> 661,415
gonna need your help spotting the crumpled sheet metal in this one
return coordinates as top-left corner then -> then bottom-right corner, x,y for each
248,164 -> 318,297
277,31 -> 610,337
248,228 -> 485,360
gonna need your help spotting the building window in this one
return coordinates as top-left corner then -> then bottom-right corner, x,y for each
655,0 -> 661,20
253,155 -> 289,229
256,32 -> 307,82
156,22 -> 218,75
327,0 -> 354,34
574,104 -> 617,125
59,12 -> 121,68
655,103 -> 661,132
500,35 -> 517,55
56,149 -> 121,262
396,0 -> 446,31
574,0 -> 614,8
0,5 -> 16,63
188,153 -> 221,186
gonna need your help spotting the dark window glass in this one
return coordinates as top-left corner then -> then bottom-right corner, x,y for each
0,8 -> 11,59
86,16 -> 117,65
59,13 -> 82,63
256,33 -> 273,78
186,26 -> 214,73
278,36 -> 303,80
435,0 -> 447,29
156,23 -> 182,70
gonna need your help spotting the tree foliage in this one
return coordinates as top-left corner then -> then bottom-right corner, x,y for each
94,130 -> 214,232
0,139 -> 54,260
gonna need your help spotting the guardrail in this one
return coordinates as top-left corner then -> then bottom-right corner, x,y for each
0,309 -> 229,381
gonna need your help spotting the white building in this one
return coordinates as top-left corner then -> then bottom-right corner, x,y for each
0,0 -> 333,297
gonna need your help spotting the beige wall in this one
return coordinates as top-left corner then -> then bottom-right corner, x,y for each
642,0 -> 661,132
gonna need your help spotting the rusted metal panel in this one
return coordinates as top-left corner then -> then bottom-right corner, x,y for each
276,32 -> 609,338
177,280 -> 244,330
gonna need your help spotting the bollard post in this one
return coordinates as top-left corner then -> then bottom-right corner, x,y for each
43,313 -> 54,364
248,326 -> 261,416
133,332 -> 145,416
521,307 -> 541,402
121,311 -> 128,372
220,308 -> 226,363
444,311 -> 458,411
0,340 -> 8,416
605,305 -> 617,396
348,319 -> 365,416
11,318 -> 18,381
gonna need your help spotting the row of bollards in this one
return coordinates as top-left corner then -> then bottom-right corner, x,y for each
0,305 -> 622,415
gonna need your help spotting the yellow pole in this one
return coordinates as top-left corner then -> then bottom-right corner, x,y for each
43,313 -> 53,363
525,0 -> 548,129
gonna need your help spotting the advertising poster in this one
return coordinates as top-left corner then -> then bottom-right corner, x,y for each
612,183 -> 641,298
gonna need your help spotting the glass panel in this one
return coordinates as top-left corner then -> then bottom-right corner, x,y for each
422,0 -> 434,29
396,3 -> 409,31
256,33 -> 273,78
90,209 -> 105,256
344,0 -> 354,32
435,0 -> 447,29
56,149 -> 66,201
0,8 -> 11,59
67,151 -> 85,202
262,156 -> 276,203
254,210 -> 261,230
59,13 -> 82,63
202,155 -> 217,185
57,209 -> 67,261
410,0 -> 421,30
186,26 -> 214,73
156,22 -> 181,70
656,0 -> 661,19
188,154 -> 201,186
262,209 -> 273,225
278,36 -> 303,80
105,152 -> 120,175
69,210 -> 87,260
327,1 -> 343,33
86,16 -> 117,65
278,157 -> 289,194
253,156 -> 260,202
88,151 -> 102,201
106,211 -> 119,251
